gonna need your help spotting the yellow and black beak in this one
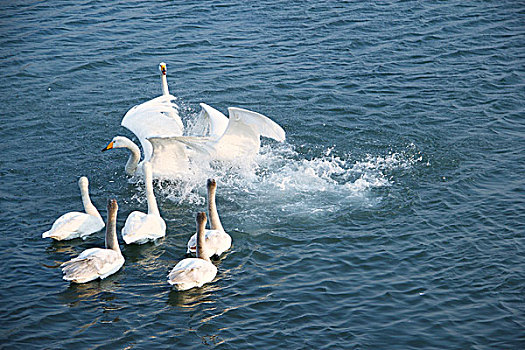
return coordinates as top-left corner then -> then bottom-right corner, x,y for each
102,141 -> 114,152
160,64 -> 167,75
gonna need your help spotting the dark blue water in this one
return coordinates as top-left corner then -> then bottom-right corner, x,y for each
1,1 -> 524,349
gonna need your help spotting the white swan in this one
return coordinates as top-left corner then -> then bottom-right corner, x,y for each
121,161 -> 166,244
103,63 -> 191,178
187,179 -> 231,257
149,105 -> 286,162
42,177 -> 104,241
61,199 -> 125,283
102,135 -> 189,178
120,62 -> 184,163
168,212 -> 217,291
105,63 -> 286,178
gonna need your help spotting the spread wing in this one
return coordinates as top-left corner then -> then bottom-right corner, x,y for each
213,107 -> 286,159
226,107 -> 285,142
150,135 -> 215,159
121,94 -> 184,160
147,136 -> 192,177
188,103 -> 229,138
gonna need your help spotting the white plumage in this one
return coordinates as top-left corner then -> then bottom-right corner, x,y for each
167,257 -> 217,291
61,199 -> 124,283
121,161 -> 166,244
42,177 -> 104,241
61,248 -> 124,284
186,179 -> 231,257
168,212 -> 217,291
149,105 -> 286,163
103,63 -> 286,179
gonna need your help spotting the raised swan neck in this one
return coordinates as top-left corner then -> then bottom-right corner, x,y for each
80,179 -> 101,218
207,179 -> 224,232
161,74 -> 169,96
196,212 -> 210,262
143,162 -> 160,216
105,199 -> 121,254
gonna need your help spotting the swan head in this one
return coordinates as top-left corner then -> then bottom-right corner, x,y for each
207,178 -> 217,191
102,136 -> 133,151
107,198 -> 118,212
159,62 -> 167,76
78,176 -> 89,188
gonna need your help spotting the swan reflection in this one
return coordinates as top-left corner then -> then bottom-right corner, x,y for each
167,282 -> 221,309
58,275 -> 123,308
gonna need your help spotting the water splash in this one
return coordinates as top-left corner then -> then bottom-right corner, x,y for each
143,140 -> 422,216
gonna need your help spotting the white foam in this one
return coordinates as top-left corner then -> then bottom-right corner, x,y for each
141,139 -> 422,216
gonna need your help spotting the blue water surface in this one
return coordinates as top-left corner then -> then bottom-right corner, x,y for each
0,1 -> 524,349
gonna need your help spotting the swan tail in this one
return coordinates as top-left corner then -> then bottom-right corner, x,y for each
42,230 -> 76,240
167,266 -> 198,285
61,258 -> 98,283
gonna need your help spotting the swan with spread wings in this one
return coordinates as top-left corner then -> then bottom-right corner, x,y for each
103,63 -> 286,179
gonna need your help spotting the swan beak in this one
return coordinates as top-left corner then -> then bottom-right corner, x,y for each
160,64 -> 166,75
102,141 -> 114,152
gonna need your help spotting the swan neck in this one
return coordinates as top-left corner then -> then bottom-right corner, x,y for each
207,187 -> 224,232
196,222 -> 210,262
105,209 -> 121,254
124,141 -> 141,175
161,74 -> 169,96
144,166 -> 160,216
80,184 -> 101,218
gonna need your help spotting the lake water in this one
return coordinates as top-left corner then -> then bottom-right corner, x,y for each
1,1 -> 524,349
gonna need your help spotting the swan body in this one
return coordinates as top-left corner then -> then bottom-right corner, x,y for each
168,212 -> 217,291
186,229 -> 231,257
61,199 -> 124,283
149,105 -> 286,162
167,257 -> 217,291
122,162 -> 166,244
42,177 -> 104,240
187,179 -> 231,257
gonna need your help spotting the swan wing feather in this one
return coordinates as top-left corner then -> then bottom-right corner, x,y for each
186,230 -> 231,256
42,212 -> 104,240
61,248 -> 124,283
122,212 -> 166,244
121,94 -> 184,160
167,258 -> 217,290
146,137 -> 193,177
226,107 -> 286,142
188,103 -> 229,137
210,107 -> 285,159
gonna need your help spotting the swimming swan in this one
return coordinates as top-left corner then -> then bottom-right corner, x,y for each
149,105 -> 286,162
61,198 -> 125,283
121,161 -> 166,244
168,212 -> 217,291
42,177 -> 104,240
187,179 -> 231,257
